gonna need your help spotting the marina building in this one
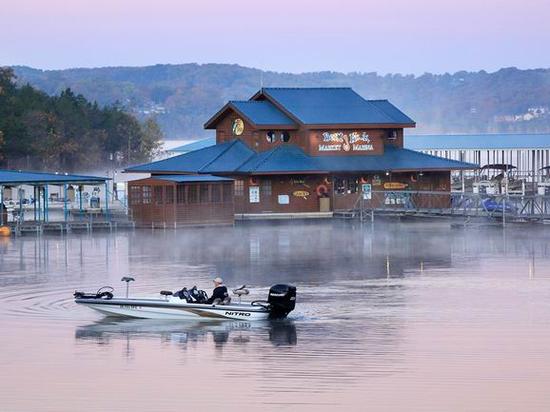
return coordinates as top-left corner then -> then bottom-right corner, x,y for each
126,88 -> 474,226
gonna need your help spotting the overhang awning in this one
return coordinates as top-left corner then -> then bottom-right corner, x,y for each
0,169 -> 110,186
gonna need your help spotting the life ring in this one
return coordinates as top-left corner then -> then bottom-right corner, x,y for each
249,177 -> 260,186
316,184 -> 329,197
359,177 -> 368,184
410,174 -> 417,183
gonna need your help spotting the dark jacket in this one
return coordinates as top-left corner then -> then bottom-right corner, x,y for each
206,285 -> 228,304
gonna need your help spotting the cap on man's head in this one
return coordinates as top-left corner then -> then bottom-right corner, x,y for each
213,277 -> 224,284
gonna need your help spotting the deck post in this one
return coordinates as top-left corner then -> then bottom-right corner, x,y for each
33,186 -> 37,221
104,181 -> 109,221
44,185 -> 49,222
0,185 -> 4,226
64,184 -> 68,222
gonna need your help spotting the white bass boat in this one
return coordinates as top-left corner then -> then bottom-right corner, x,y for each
74,279 -> 296,321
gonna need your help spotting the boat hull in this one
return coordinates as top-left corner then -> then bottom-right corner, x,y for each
75,297 -> 272,321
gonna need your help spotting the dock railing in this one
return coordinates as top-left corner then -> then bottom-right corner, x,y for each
343,190 -> 550,222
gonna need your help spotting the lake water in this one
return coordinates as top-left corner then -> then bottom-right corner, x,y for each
1,221 -> 550,411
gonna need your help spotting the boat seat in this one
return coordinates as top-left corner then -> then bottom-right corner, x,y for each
232,285 -> 249,297
212,297 -> 232,305
160,290 -> 173,296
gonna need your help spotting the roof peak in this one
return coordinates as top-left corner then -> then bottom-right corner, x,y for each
262,87 -> 353,90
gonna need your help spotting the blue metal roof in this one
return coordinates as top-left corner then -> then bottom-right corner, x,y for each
126,139 -> 474,175
230,101 -> 295,125
238,145 -> 318,173
237,145 -> 475,173
369,100 -> 415,125
316,146 -> 475,172
151,174 -> 233,183
405,134 -> 550,150
171,138 -> 216,153
126,140 -> 254,174
0,169 -> 109,185
259,88 -> 415,126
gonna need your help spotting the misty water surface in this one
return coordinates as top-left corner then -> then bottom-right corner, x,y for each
1,221 -> 550,411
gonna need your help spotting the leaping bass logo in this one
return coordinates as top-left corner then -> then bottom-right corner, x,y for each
225,311 -> 251,317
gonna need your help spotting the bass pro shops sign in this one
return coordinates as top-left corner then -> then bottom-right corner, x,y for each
318,132 -> 374,152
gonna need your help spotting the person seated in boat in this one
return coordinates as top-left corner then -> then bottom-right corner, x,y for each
206,277 -> 229,304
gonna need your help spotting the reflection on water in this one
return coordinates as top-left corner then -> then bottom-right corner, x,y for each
75,319 -> 298,350
1,221 -> 550,411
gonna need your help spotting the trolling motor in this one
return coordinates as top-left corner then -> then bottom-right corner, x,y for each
121,276 -> 135,298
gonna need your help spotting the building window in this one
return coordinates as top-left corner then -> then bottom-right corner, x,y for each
234,179 -> 244,196
261,179 -> 272,197
165,186 -> 174,204
200,184 -> 209,203
154,186 -> 164,204
176,185 -> 186,204
266,131 -> 276,143
129,186 -> 141,204
188,185 -> 198,203
334,178 -> 359,195
211,184 -> 221,203
281,131 -> 291,143
142,186 -> 152,204
222,183 -> 233,202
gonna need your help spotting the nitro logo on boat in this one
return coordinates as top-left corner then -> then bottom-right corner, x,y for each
225,311 -> 251,317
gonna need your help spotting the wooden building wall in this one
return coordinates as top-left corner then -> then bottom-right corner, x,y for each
214,109 -> 404,156
128,178 -> 234,227
231,171 -> 451,214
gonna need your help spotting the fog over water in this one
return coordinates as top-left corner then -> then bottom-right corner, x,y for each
1,221 -> 550,411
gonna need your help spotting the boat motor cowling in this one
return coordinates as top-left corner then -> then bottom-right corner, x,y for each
268,284 -> 296,319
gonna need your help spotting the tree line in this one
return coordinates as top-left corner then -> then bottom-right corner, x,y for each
12,64 -> 550,138
0,67 -> 162,171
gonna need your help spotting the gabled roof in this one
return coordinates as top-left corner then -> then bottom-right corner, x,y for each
125,139 -> 255,174
405,133 -> 550,150
230,101 -> 295,125
254,87 -> 416,126
205,87 -> 415,129
204,100 -> 296,129
0,169 -> 109,185
126,140 -> 475,175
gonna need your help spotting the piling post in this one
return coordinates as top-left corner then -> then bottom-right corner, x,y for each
502,197 -> 506,227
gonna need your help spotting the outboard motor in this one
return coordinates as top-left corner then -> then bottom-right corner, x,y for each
268,284 -> 296,319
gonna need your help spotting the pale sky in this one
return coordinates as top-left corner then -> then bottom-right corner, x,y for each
2,0 -> 549,74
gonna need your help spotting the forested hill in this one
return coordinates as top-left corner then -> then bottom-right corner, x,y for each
0,68 -> 162,171
13,64 -> 550,139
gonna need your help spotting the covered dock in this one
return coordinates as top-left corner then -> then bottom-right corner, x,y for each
0,169 -> 126,234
